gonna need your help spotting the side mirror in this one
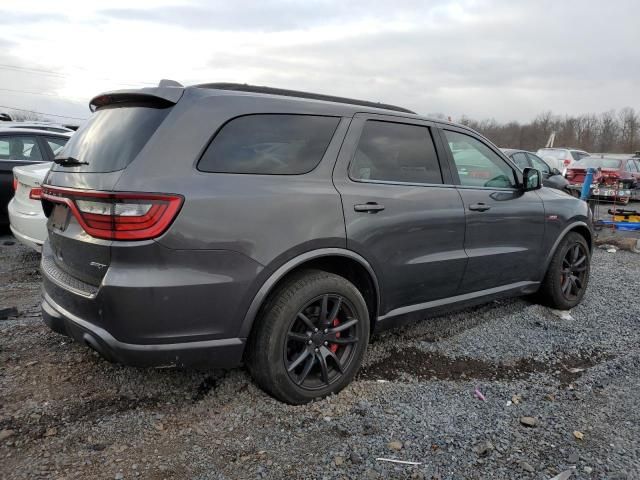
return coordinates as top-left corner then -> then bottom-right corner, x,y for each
522,167 -> 542,191
552,168 -> 561,176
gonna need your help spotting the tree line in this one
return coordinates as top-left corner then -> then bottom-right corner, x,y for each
457,107 -> 640,154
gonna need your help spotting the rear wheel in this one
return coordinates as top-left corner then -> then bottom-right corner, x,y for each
537,232 -> 590,310
246,270 -> 370,404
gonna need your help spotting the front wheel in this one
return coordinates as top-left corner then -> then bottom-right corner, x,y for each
537,232 -> 590,310
246,270 -> 370,404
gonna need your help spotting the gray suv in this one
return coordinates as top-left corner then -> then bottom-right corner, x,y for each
40,83 -> 592,404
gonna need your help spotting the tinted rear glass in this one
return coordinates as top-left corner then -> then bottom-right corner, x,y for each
52,104 -> 170,173
198,114 -> 340,174
571,158 -> 621,169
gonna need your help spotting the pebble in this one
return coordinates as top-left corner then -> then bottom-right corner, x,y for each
520,417 -> 538,427
521,461 -> 535,473
387,441 -> 403,451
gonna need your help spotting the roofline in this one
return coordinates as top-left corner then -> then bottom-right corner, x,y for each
193,83 -> 416,115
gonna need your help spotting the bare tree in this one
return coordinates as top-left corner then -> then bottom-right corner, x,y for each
619,107 -> 639,153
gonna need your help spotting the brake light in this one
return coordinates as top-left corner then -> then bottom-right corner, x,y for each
563,158 -> 572,166
40,186 -> 183,240
29,187 -> 42,200
12,177 -> 17,191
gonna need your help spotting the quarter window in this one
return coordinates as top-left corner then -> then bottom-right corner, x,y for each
349,120 -> 442,184
0,136 -> 43,161
198,114 -> 340,174
444,130 -> 516,188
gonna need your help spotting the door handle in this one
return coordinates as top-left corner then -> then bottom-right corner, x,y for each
468,203 -> 491,212
354,202 -> 385,213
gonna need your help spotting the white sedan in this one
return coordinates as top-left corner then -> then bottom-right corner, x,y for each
8,162 -> 51,251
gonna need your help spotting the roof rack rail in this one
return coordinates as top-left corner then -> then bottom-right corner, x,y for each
194,82 -> 416,114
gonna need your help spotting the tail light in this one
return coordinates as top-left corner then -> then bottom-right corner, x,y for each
41,186 -> 183,241
12,177 -> 17,191
563,158 -> 572,166
29,187 -> 42,200
566,170 -> 574,180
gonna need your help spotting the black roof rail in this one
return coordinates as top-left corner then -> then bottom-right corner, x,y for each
194,82 -> 416,114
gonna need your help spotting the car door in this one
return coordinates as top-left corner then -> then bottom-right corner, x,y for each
625,159 -> 640,186
333,114 -> 467,317
0,134 -> 47,223
438,127 -> 545,292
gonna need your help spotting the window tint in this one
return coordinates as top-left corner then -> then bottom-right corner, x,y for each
52,104 -> 171,173
511,152 -> 529,170
570,151 -> 582,160
528,153 -> 551,174
199,114 -> 339,174
45,136 -> 68,156
350,121 -> 442,184
0,136 -> 43,161
444,130 -> 516,188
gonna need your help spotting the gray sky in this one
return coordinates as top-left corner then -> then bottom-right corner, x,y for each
1,0 -> 638,125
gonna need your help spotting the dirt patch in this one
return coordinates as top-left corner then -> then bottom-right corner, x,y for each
359,346 -> 606,384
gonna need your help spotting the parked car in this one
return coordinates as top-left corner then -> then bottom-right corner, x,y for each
565,156 -> 640,204
536,148 -> 590,171
0,129 -> 72,226
8,162 -> 52,250
40,82 -> 593,404
501,149 -> 570,192
0,121 -> 75,133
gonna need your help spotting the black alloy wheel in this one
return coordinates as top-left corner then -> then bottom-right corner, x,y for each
284,294 -> 360,389
559,243 -> 588,301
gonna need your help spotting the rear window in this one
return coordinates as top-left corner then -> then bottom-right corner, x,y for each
537,148 -> 567,159
198,114 -> 340,174
52,104 -> 170,173
571,158 -> 621,169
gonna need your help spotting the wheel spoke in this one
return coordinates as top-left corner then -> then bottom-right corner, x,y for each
297,312 -> 316,331
572,265 -> 587,273
287,332 -> 310,343
322,346 -> 344,374
296,355 -> 316,385
573,255 -> 586,267
561,276 -> 571,294
571,245 -> 580,263
569,276 -> 578,295
329,318 -> 358,333
317,351 -> 330,385
328,296 -> 342,323
287,349 -> 310,372
320,295 -> 329,324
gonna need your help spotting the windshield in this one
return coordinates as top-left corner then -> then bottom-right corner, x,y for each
53,104 -> 171,173
570,158 -> 621,169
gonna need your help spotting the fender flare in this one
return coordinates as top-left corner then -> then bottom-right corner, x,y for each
238,248 -> 380,338
542,221 -> 592,275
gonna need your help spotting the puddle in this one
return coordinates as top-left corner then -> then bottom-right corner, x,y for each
359,347 -> 606,384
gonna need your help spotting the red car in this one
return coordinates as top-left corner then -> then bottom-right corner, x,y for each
565,156 -> 640,204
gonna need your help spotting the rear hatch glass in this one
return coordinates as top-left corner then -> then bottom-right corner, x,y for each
52,104 -> 171,173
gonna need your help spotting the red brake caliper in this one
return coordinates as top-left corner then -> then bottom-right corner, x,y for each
330,318 -> 340,353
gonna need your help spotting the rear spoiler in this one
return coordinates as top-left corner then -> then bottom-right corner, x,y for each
89,80 -> 184,112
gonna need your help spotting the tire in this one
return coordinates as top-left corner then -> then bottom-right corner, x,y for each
537,232 -> 590,310
245,269 -> 370,404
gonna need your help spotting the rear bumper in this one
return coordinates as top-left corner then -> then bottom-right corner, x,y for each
8,198 -> 47,251
42,293 -> 246,368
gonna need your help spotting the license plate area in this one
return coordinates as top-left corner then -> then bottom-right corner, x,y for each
50,204 -> 70,232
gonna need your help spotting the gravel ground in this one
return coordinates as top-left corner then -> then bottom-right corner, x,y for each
1,228 -> 639,480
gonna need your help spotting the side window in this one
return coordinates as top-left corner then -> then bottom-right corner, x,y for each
350,120 -> 442,184
0,136 -> 43,161
45,137 -> 69,156
627,160 -> 638,172
198,114 -> 340,174
443,130 -> 516,188
528,153 -> 551,174
511,152 -> 529,170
